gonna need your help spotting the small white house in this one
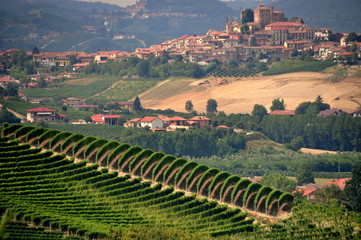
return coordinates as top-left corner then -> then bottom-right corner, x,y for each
139,117 -> 164,129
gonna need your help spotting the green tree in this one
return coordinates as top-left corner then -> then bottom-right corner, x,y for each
314,184 -> 344,205
241,9 -> 254,23
296,164 -> 315,185
344,163 -> 361,212
185,100 -> 194,113
252,104 -> 267,121
285,136 -> 304,151
346,32 -> 359,43
270,98 -> 286,111
206,99 -> 218,115
0,106 -> 20,123
260,172 -> 296,192
134,96 -> 143,112
136,60 -> 150,77
32,46 -> 40,55
37,77 -> 47,88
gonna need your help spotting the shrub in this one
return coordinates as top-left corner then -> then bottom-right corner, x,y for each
117,146 -> 143,172
174,161 -> 199,187
186,164 -> 209,191
140,152 -> 165,178
197,168 -> 220,195
151,155 -> 176,181
162,158 -> 187,184
243,182 -> 262,207
231,179 -> 252,204
107,143 -> 132,167
208,171 -> 230,199
72,136 -> 97,157
219,175 -> 241,202
128,149 -> 154,174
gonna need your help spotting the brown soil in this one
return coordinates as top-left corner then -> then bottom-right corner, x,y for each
142,72 -> 361,114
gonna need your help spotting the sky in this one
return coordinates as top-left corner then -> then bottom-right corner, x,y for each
76,0 -> 233,7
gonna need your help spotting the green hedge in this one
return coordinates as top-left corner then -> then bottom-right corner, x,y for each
38,129 -> 61,148
2,124 -> 23,137
174,161 -> 199,188
197,168 -> 219,195
84,139 -> 109,161
208,171 -> 230,199
231,179 -> 252,204
50,132 -> 72,151
117,146 -> 143,172
107,143 -> 131,168
162,158 -> 187,184
265,189 -> 282,212
186,164 -> 209,191
95,141 -> 120,163
254,186 -> 273,211
128,149 -> 154,174
14,125 -> 36,139
26,127 -> 47,143
152,155 -> 176,181
140,152 -> 165,178
243,182 -> 262,207
219,175 -> 241,202
60,133 -> 85,154
278,192 -> 294,208
72,136 -> 97,158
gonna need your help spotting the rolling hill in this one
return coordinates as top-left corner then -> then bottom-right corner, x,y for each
141,68 -> 361,114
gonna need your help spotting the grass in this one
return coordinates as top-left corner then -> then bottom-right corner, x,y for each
141,78 -> 200,100
90,79 -> 159,104
1,100 -> 94,120
21,76 -> 119,100
264,59 -> 335,76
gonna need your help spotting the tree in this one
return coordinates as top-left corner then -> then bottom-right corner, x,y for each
260,172 -> 296,192
346,32 -> 359,43
185,100 -> 193,113
252,104 -> 267,121
241,9 -> 254,24
37,77 -> 47,88
133,96 -> 142,112
344,163 -> 361,212
296,164 -> 315,185
0,106 -> 20,123
285,136 -> 304,151
314,184 -> 344,205
206,99 -> 218,115
32,46 -> 40,55
270,98 -> 286,111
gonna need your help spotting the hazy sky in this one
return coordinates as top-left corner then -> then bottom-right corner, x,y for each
76,0 -> 232,7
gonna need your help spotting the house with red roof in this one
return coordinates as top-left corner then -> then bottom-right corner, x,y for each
91,114 -> 123,125
169,116 -> 187,126
188,116 -> 210,128
62,97 -> 86,107
139,116 -> 164,129
324,178 -> 351,190
269,110 -> 295,116
26,107 -> 67,123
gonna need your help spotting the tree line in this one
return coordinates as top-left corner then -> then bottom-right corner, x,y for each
118,128 -> 246,158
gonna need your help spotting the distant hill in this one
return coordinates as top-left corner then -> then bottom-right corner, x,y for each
273,0 -> 361,33
0,0 -> 236,52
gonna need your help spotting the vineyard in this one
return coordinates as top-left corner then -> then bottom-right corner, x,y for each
0,123 -> 360,240
209,68 -> 260,78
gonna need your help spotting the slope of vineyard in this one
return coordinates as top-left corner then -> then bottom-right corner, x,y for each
1,123 -> 359,239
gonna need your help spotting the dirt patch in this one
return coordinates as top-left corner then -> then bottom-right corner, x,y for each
142,72 -> 361,114
300,148 -> 338,155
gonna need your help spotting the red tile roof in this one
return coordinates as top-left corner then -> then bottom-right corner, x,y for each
217,125 -> 229,129
91,114 -> 104,123
140,116 -> 157,122
270,110 -> 295,116
190,116 -> 210,121
103,115 -> 122,119
325,178 -> 351,189
27,107 -> 55,112
169,116 -> 187,121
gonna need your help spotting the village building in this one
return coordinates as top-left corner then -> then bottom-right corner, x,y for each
138,116 -> 164,129
62,97 -> 86,107
188,116 -> 210,128
26,107 -> 67,123
317,108 -> 345,117
91,114 -> 123,125
269,110 -> 296,116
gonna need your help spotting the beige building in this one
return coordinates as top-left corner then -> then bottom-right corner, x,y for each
252,4 -> 285,30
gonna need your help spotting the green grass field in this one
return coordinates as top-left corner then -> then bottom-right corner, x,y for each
141,78 -> 200,100
264,60 -> 335,76
90,79 -> 160,104
21,77 -> 120,100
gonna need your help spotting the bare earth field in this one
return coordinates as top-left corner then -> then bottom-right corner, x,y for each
141,71 -> 361,114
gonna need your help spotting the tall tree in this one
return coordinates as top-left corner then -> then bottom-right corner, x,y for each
206,99 -> 218,115
344,163 -> 361,212
270,98 -> 286,111
296,164 -> 315,185
185,100 -> 193,113
252,104 -> 267,121
133,96 -> 142,112
241,9 -> 254,24
32,46 -> 40,55
260,172 -> 296,192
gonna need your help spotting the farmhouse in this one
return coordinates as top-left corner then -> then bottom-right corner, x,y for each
91,114 -> 123,125
26,107 -> 67,123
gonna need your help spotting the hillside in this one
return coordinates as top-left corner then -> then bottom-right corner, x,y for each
274,0 -> 361,33
141,68 -> 361,114
1,124 -> 359,239
0,0 -> 236,52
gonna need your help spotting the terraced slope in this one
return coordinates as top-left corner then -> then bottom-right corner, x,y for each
0,124 -> 294,239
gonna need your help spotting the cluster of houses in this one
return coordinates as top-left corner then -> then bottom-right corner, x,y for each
1,5 -> 360,78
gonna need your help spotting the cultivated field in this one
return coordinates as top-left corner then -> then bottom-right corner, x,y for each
141,70 -> 361,114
